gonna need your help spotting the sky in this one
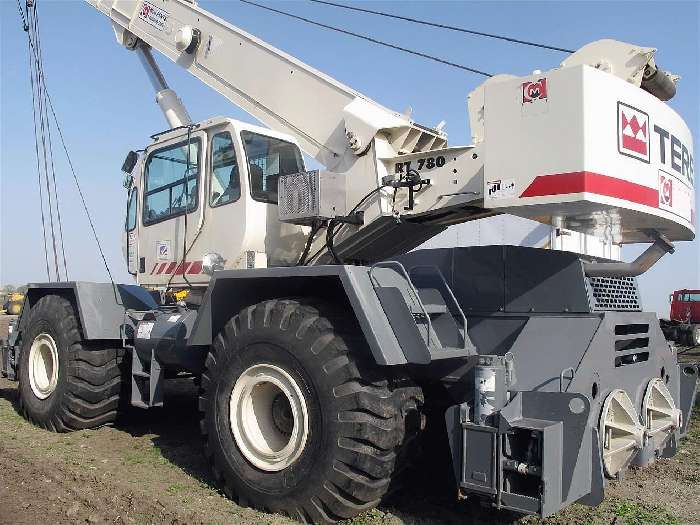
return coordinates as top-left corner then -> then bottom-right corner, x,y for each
1,0 -> 698,316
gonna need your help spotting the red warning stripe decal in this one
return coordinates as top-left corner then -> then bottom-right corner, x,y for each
520,171 -> 658,208
150,261 -> 203,275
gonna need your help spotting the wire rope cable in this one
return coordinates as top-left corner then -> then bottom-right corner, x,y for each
240,0 -> 493,77
307,0 -> 575,53
18,0 -> 115,285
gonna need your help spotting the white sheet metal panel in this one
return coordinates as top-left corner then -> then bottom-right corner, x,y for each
418,217 -> 621,260
481,65 -> 695,243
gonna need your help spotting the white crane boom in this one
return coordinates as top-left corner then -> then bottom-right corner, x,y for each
87,0 -> 446,169
86,0 -> 694,278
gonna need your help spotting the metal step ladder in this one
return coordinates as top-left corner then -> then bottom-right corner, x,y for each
125,310 -> 165,409
369,261 -> 476,362
130,347 -> 164,409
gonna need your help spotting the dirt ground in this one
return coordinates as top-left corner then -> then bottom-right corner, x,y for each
0,334 -> 698,525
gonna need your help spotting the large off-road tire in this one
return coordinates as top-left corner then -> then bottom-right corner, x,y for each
200,299 -> 424,523
18,295 -> 124,432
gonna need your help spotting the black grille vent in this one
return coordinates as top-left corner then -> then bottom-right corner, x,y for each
587,277 -> 641,311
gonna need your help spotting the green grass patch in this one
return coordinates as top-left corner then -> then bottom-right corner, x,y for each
125,444 -> 168,466
610,500 -> 680,525
167,483 -> 187,494
342,508 -> 389,525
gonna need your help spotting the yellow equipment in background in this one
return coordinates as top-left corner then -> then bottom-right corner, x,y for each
3,293 -> 24,316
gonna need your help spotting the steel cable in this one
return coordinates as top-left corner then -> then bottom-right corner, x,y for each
26,38 -> 51,280
240,0 -> 493,77
26,3 -> 61,280
18,1 -> 115,285
32,5 -> 68,279
308,0 -> 575,54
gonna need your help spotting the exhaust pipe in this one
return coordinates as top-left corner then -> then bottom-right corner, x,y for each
583,232 -> 674,278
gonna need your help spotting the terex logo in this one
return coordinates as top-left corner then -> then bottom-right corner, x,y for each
617,102 -> 649,163
653,124 -> 694,187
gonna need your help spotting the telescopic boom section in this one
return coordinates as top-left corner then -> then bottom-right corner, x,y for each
86,0 -> 447,168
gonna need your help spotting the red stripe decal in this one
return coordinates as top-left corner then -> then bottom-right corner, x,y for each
152,260 -> 203,276
187,261 -> 203,274
520,171 -> 657,208
174,262 -> 191,275
150,264 -> 158,275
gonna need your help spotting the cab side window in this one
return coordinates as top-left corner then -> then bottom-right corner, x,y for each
210,132 -> 241,207
143,139 -> 200,225
240,131 -> 303,204
125,189 -> 137,231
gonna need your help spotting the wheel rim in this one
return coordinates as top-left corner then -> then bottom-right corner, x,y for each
28,333 -> 59,400
599,389 -> 644,478
230,363 -> 309,472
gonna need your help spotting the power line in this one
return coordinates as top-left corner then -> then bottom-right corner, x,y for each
308,0 -> 575,54
30,5 -> 63,280
15,0 -> 28,31
26,39 -> 51,280
44,88 -> 117,287
239,0 -> 493,77
34,8 -> 68,280
18,2 -> 114,286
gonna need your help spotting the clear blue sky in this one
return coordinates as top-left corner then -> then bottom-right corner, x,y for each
1,0 -> 698,315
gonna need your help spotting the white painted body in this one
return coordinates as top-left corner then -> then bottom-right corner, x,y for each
86,1 -> 694,287
420,217 -> 622,260
127,118 -> 307,287
480,65 -> 695,243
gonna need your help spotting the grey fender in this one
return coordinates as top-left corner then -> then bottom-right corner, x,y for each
188,265 -> 414,366
20,282 -> 158,340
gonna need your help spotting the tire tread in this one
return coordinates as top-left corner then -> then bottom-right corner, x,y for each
199,298 -> 424,523
18,294 -> 124,432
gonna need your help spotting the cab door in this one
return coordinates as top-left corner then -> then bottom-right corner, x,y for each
137,131 -> 206,286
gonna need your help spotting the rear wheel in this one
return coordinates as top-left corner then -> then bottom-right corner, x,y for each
18,295 -> 124,432
200,299 -> 424,523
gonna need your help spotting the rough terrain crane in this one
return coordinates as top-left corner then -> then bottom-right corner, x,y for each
2,0 -> 698,522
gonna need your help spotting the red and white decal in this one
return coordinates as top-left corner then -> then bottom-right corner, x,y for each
150,260 -> 203,275
659,173 -> 673,208
139,1 -> 168,31
522,78 -> 547,103
520,171 -> 657,208
618,102 -> 650,163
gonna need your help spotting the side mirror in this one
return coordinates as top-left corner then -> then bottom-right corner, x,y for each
122,151 -> 139,174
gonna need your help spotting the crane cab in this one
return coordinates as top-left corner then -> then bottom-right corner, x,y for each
122,117 -> 308,288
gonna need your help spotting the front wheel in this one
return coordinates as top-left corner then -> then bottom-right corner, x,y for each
200,299 -> 423,523
17,295 -> 124,432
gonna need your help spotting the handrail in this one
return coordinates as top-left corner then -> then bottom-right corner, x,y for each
408,265 -> 470,350
369,260 -> 433,348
